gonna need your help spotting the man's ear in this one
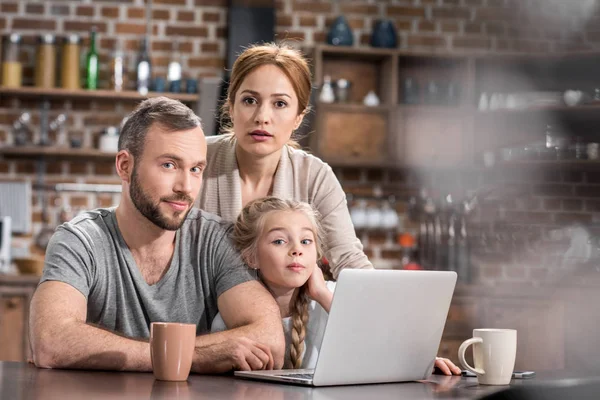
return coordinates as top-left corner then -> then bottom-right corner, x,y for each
115,150 -> 133,183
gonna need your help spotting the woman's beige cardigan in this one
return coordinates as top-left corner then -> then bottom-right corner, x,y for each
198,135 -> 373,279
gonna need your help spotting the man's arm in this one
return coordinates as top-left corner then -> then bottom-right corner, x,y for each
192,280 -> 286,372
30,281 -> 151,371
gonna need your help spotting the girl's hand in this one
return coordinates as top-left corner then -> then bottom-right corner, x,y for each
306,265 -> 333,313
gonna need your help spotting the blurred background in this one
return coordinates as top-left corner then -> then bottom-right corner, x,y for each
1,0 -> 600,375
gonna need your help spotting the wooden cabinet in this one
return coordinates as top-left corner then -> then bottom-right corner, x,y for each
0,275 -> 38,362
396,108 -> 473,168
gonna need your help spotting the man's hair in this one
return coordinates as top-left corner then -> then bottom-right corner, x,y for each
118,96 -> 202,159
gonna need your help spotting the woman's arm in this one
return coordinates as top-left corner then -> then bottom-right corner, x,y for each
311,165 -> 374,279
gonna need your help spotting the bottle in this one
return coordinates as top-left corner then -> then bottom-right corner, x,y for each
35,34 -> 57,88
1,34 -> 23,88
61,34 -> 81,89
85,27 -> 99,89
398,233 -> 421,270
136,36 -> 152,95
110,40 -> 125,91
167,39 -> 182,93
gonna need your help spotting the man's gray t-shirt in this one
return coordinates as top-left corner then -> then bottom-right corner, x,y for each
40,207 -> 255,339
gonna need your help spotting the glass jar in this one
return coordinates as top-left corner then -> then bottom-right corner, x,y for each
61,34 -> 81,90
1,34 -> 23,88
35,34 -> 57,88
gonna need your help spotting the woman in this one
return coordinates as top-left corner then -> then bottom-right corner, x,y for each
198,42 -> 372,279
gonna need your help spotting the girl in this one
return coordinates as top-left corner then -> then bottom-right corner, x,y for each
212,197 -> 332,369
212,197 -> 461,375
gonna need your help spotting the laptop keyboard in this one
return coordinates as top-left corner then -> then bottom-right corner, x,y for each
278,373 -> 314,380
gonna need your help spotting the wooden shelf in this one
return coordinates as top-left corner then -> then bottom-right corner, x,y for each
495,159 -> 600,169
316,44 -> 397,58
0,146 -> 116,160
0,87 -> 199,102
317,102 -> 391,113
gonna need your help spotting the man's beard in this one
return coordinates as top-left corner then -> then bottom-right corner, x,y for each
129,166 -> 193,231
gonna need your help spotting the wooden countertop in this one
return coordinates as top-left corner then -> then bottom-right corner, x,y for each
4,361 -> 598,400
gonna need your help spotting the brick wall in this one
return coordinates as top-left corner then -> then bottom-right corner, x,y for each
2,0 -> 600,286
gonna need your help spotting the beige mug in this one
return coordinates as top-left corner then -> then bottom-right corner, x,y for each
150,322 -> 196,381
458,328 -> 517,385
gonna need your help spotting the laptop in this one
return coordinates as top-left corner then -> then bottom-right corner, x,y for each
235,269 -> 457,386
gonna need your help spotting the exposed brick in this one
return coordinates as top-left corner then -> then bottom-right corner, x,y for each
394,20 -> 413,31
277,15 -> 293,27
127,7 -> 145,19
16,161 -> 35,174
440,21 -> 460,33
0,18 -> 5,30
464,0 -> 483,4
0,162 -> 9,174
25,4 -> 45,14
562,199 -> 583,211
50,5 -> 70,16
153,9 -> 171,20
555,212 -> 592,224
476,7 -> 515,21
70,195 -> 90,207
419,21 -> 436,32
486,22 -> 505,35
64,21 -> 108,33
340,3 -> 378,15
46,162 -> 63,175
487,0 -> 506,6
585,200 -> 600,212
154,0 -> 186,4
505,211 -> 553,224
216,27 -> 227,38
387,6 -> 426,18
505,266 -> 526,279
203,11 -> 220,22
188,57 -> 225,68
465,22 -> 483,35
0,3 -> 18,13
532,184 -> 573,197
481,265 -> 503,279
381,249 -> 402,259
407,35 -> 446,47
201,42 -> 220,53
453,36 -> 491,50
314,31 -> 327,43
177,10 -> 194,22
195,0 -> 228,5
116,23 -> 146,35
12,18 -> 56,31
101,6 -> 119,18
585,172 -> 600,183
292,1 -> 332,13
276,30 -> 306,41
542,198 -> 562,210
576,186 -> 600,197
166,26 -> 209,37
76,5 -> 95,17
299,16 -> 317,27
152,40 -> 193,53
367,232 -> 388,245
431,7 -> 471,19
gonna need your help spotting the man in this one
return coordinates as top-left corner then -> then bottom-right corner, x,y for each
29,97 -> 285,373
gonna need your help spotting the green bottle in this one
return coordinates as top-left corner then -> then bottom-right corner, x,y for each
85,26 -> 98,90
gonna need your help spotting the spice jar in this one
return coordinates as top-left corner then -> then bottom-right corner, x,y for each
35,34 -> 57,88
1,34 -> 23,88
61,34 -> 81,90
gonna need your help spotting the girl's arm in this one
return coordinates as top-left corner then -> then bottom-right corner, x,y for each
306,266 -> 334,313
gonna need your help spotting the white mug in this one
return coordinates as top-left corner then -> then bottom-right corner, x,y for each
458,329 -> 517,385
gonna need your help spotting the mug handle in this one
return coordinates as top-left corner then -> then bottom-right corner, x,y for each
458,337 -> 485,376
